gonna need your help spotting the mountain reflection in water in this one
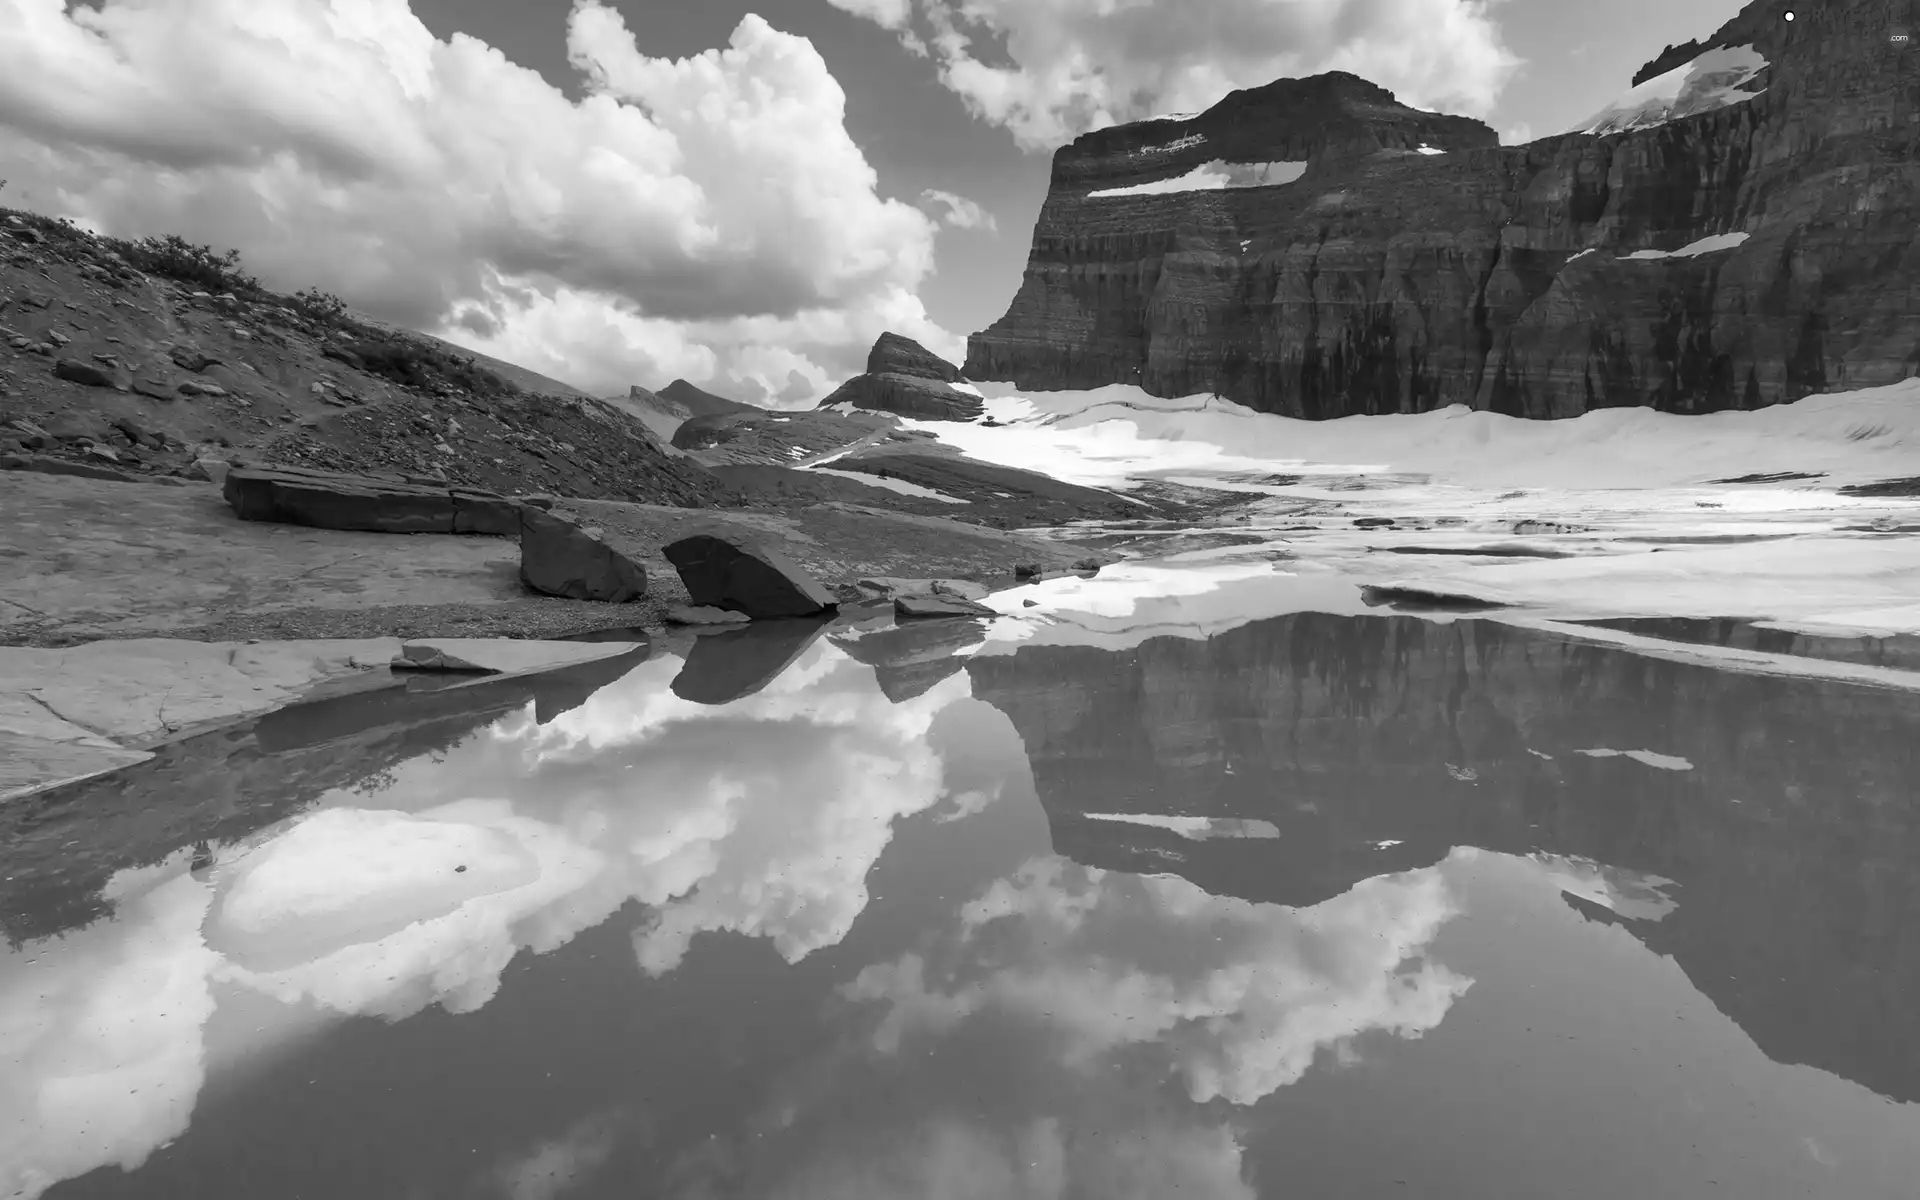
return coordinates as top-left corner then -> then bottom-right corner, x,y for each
3,611 -> 1918,1199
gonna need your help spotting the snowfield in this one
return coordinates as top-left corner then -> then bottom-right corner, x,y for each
1088,159 -> 1308,197
904,378 -> 1920,649
1571,45 -> 1769,136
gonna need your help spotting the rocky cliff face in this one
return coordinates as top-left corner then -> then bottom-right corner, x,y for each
966,614 -> 1920,1101
819,332 -> 984,421
967,0 -> 1920,418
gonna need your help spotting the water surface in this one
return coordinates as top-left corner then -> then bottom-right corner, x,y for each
5,609 -> 1919,1199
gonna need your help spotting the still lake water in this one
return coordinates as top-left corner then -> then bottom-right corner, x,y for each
4,609 -> 1920,1199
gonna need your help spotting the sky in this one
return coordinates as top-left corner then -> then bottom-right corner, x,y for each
0,0 -> 1743,407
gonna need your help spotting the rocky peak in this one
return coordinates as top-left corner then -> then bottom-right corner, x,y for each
819,332 -> 982,422
867,332 -> 962,382
1051,71 -> 1498,195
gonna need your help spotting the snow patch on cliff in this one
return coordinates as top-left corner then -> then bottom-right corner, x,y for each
1415,145 -> 1445,155
1571,44 -> 1768,136
1088,159 -> 1308,197
807,467 -> 967,502
1083,814 -> 1282,839
1620,232 -> 1750,259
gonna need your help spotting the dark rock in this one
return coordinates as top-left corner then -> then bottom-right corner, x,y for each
1354,517 -> 1397,528
663,529 -> 837,618
895,593 -> 997,619
665,605 -> 753,626
43,411 -> 112,443
1013,563 -> 1042,578
670,618 -> 832,704
519,506 -> 648,602
52,357 -> 124,389
1358,585 -> 1505,612
130,377 -> 176,401
1070,557 -> 1106,571
966,4 -> 1920,419
519,494 -> 557,510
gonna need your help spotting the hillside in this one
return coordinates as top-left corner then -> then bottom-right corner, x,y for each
0,209 -> 726,506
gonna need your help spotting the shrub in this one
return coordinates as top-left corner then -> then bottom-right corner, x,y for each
107,233 -> 259,293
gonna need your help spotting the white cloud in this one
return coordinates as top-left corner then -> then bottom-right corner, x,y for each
840,0 -> 1522,149
846,854 -> 1473,1105
0,0 -> 958,405
199,641 -> 971,1018
918,187 -> 998,232
826,0 -> 914,30
0,871 -> 218,1200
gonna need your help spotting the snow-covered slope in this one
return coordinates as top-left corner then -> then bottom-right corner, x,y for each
1570,45 -> 1769,136
1087,160 -> 1308,197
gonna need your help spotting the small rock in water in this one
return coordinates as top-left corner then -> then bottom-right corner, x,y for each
665,604 -> 752,626
931,578 -> 990,601
896,593 -> 996,619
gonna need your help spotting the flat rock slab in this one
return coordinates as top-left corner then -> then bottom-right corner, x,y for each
393,638 -> 642,675
895,594 -> 997,619
0,634 -> 644,801
1,473 -> 524,641
664,528 -> 837,618
224,465 -> 521,535
855,576 -> 990,602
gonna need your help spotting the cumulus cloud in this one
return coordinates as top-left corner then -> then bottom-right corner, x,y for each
918,188 -> 997,232
846,854 -> 1473,1104
0,0 -> 962,404
0,871 -> 218,1200
829,0 -> 1522,149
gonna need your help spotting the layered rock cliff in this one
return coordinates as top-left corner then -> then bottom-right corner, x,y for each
819,332 -> 985,421
966,0 -> 1920,418
967,614 -> 1920,1101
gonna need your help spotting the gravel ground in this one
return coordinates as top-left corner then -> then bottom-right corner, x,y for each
10,594 -> 682,648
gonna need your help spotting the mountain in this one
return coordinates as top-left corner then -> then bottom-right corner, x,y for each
966,0 -> 1920,419
966,613 -> 1920,1102
610,378 -> 763,443
817,332 -> 985,421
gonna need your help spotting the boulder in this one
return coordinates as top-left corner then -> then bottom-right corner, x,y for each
895,594 -> 997,619
43,411 -> 113,444
186,457 -> 231,485
53,357 -> 125,389
518,506 -> 648,602
662,529 -> 836,618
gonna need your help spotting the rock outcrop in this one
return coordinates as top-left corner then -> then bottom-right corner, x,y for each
518,506 -> 649,602
966,0 -> 1920,418
663,528 -> 838,618
223,465 -> 522,534
819,333 -> 985,421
